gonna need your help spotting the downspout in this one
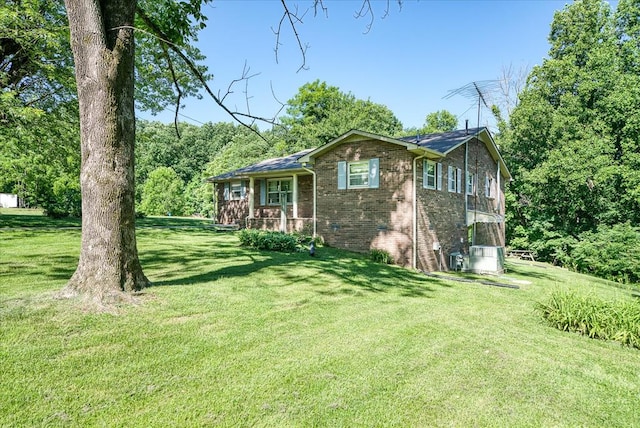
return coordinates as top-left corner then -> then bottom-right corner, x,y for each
412,154 -> 425,270
464,121 -> 469,249
301,166 -> 317,237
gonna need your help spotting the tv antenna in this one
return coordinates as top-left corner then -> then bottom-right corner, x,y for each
444,80 -> 500,129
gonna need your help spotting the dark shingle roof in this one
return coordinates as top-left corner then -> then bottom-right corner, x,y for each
398,127 -> 485,154
208,148 -> 314,181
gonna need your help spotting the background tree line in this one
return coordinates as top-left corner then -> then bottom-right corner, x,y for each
133,79 -> 455,218
497,0 -> 640,283
2,0 -> 639,285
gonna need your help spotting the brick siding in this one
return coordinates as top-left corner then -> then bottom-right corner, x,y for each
315,138 -> 415,266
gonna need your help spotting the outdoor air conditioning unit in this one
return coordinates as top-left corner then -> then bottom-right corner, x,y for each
468,246 -> 505,274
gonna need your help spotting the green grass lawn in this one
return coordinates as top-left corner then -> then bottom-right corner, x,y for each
1,213 -> 639,426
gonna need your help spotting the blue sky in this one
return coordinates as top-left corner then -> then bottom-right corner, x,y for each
140,0 -> 573,131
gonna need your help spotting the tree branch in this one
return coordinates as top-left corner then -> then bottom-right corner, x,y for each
120,15 -> 270,141
160,42 -> 183,138
353,0 -> 402,34
274,0 -> 309,72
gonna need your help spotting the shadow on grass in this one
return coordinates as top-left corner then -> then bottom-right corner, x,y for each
504,261 -> 557,281
149,243 -> 453,299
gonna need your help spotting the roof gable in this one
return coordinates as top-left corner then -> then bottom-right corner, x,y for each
297,129 -> 436,163
401,127 -> 511,180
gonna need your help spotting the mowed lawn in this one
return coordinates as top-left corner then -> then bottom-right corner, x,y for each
1,215 -> 639,426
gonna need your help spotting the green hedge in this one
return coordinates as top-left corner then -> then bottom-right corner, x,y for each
238,229 -> 314,253
537,290 -> 640,349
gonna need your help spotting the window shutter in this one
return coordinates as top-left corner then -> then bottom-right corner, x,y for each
369,158 -> 380,189
436,163 -> 443,191
223,182 -> 230,201
457,168 -> 462,193
422,160 -> 428,189
241,181 -> 246,199
338,161 -> 347,190
259,180 -> 266,205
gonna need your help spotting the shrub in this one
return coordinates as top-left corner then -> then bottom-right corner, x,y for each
537,290 -> 640,349
139,167 -> 185,216
369,249 -> 393,264
571,223 -> 640,284
238,229 -> 298,253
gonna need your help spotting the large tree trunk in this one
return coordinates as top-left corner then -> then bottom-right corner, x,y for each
64,0 -> 150,302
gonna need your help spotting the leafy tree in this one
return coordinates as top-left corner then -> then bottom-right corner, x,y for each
501,0 -> 640,271
422,110 -> 458,134
139,166 -> 185,216
1,0 -> 80,213
280,80 -> 403,151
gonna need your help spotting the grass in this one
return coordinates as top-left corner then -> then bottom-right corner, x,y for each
1,211 -> 640,426
0,208 -> 218,229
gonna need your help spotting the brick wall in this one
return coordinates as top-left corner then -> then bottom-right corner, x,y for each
416,145 -> 467,271
215,181 -> 249,225
466,137 -> 506,248
315,138 -> 414,266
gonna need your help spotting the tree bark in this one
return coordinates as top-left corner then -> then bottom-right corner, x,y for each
64,0 -> 150,301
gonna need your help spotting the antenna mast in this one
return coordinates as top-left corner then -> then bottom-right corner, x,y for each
444,80 -> 499,247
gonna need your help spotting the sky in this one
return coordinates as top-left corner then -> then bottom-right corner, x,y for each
139,0 -> 574,131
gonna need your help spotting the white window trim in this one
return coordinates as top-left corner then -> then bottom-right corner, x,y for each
348,160 -> 370,189
485,175 -> 495,199
466,172 -> 475,196
230,181 -> 243,201
447,166 -> 457,193
267,178 -> 293,206
423,160 -> 436,190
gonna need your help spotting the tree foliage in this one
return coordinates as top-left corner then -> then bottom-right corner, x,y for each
501,0 -> 640,280
422,110 -> 458,134
139,166 -> 185,216
0,0 -> 80,215
279,80 -> 403,151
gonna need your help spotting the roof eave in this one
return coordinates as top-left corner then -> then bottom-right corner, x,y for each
206,167 -> 311,183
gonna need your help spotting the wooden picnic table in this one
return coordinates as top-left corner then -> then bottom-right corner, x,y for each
506,249 -> 536,261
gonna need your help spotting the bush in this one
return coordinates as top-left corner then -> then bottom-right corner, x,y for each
537,290 -> 640,349
139,167 -> 185,216
369,249 -> 393,264
238,229 -> 299,253
41,174 -> 82,218
571,223 -> 640,284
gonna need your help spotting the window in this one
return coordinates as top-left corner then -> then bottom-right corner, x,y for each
224,181 -> 244,201
230,182 -> 243,200
485,175 -> 494,198
338,159 -> 379,190
423,160 -> 436,189
349,161 -> 369,188
267,179 -> 292,205
448,166 -> 457,193
466,172 -> 475,195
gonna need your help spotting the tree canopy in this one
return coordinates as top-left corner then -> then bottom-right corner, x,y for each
500,0 -> 640,277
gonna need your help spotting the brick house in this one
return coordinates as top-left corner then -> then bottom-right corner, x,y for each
207,127 -> 511,272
